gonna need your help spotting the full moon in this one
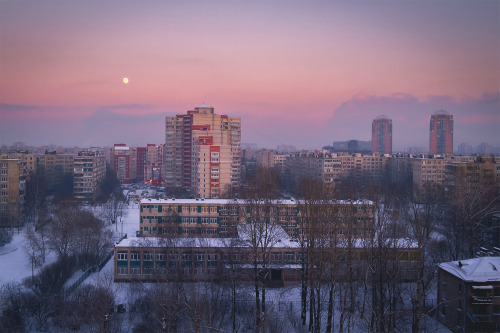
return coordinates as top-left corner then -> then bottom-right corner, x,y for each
123,77 -> 129,84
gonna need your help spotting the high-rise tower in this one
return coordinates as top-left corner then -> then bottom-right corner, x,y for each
429,110 -> 453,154
164,105 -> 241,198
372,115 -> 392,154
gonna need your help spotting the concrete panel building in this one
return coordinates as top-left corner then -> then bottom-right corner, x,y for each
164,105 -> 241,198
0,158 -> 26,229
73,152 -> 106,201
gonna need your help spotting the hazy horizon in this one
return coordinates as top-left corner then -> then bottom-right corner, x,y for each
1,1 -> 499,150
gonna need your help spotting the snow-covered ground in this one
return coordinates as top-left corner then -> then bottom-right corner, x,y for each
0,230 -> 58,285
0,199 -> 141,288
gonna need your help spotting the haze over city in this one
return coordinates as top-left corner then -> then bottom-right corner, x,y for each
1,1 -> 499,150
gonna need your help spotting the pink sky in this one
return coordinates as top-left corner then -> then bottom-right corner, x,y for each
1,1 -> 499,150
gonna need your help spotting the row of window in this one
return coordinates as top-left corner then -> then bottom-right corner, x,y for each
117,251 -> 299,263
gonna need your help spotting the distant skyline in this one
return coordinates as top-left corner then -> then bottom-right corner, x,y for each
1,1 -> 499,150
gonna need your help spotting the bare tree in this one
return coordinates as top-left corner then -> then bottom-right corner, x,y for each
101,191 -> 128,235
445,179 -> 499,260
239,204 -> 284,333
23,224 -> 48,282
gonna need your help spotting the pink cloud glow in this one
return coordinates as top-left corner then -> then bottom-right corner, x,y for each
0,1 -> 498,149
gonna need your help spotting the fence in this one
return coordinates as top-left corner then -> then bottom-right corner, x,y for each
62,233 -> 127,297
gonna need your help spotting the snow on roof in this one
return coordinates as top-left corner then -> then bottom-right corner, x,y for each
139,198 -> 374,206
439,257 -> 500,282
116,233 -> 301,250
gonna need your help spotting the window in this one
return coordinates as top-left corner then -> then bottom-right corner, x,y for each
195,253 -> 204,261
284,252 -> 295,262
130,267 -> 140,275
271,252 -> 282,262
156,253 -> 166,261
143,252 -> 153,261
117,252 -> 127,260
0,178 -> 7,182
130,252 -> 140,261
117,267 -> 128,275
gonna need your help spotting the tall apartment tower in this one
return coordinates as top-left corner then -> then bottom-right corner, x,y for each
165,104 -> 241,198
429,110 -> 453,154
372,115 -> 392,154
144,144 -> 164,185
110,144 -> 136,184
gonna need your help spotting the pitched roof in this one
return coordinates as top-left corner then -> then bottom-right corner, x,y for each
438,257 -> 500,282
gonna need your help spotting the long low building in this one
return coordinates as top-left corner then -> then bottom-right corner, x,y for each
138,198 -> 376,239
114,225 -> 420,284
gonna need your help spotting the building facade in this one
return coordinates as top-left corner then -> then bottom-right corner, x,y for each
110,144 -> 135,184
372,115 -> 392,154
37,152 -> 75,192
438,256 -> 500,332
114,198 -> 423,283
164,105 -> 241,198
430,110 -> 454,155
144,144 -> 164,185
138,198 -> 375,239
73,152 -> 106,201
0,158 -> 26,229
445,156 -> 499,200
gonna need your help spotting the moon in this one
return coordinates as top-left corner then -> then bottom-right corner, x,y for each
123,77 -> 129,84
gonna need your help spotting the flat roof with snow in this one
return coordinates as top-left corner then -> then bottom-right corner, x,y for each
139,198 -> 374,205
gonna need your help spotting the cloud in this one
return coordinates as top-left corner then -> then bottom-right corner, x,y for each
328,92 -> 500,150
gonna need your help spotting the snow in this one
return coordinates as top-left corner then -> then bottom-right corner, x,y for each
0,230 -> 57,285
140,198 -> 374,206
0,200 -> 140,287
438,256 -> 500,282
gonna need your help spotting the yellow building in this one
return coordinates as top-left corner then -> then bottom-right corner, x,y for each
0,158 -> 26,229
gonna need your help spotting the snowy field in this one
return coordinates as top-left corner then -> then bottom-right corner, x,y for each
0,230 -> 58,285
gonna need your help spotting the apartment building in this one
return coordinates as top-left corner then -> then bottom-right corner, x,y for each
445,156 -> 499,198
372,115 -> 392,154
144,144 -> 164,185
285,152 -> 342,189
37,152 -> 75,192
286,152 -> 388,189
411,155 -> 475,200
73,152 -> 106,201
110,144 -> 136,184
8,153 -> 38,175
438,256 -> 500,332
0,158 -> 26,229
164,105 -> 241,198
430,110 -> 454,155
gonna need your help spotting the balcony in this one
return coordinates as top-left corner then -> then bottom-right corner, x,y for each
472,296 -> 493,304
